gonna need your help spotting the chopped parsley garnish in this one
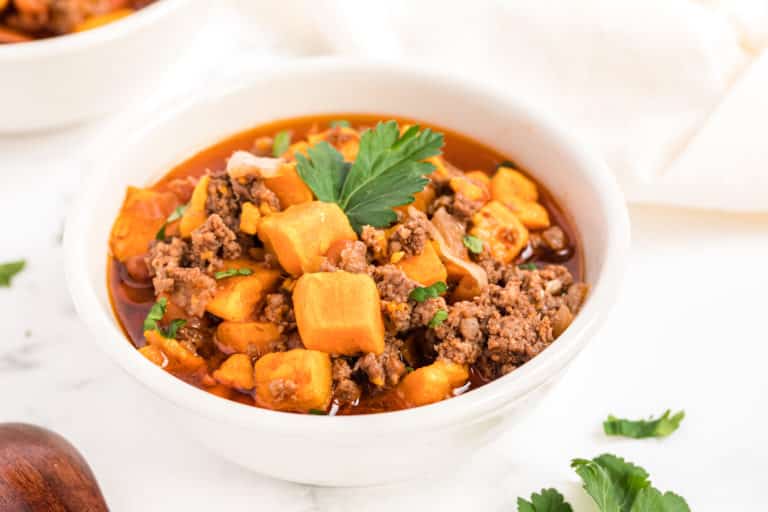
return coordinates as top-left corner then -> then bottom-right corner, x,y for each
214,268 -> 254,280
405,366 -> 415,373
517,488 -> 573,512
155,204 -> 188,241
308,408 -> 326,415
330,120 -> 351,128
428,309 -> 448,328
273,130 -> 291,157
518,262 -> 537,270
296,121 -> 444,232
462,234 -> 483,254
0,260 -> 26,287
603,410 -> 685,439
142,297 -> 186,339
571,454 -> 690,512
409,281 -> 447,303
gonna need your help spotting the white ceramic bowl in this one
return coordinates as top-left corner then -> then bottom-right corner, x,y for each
0,0 -> 202,133
64,59 -> 630,486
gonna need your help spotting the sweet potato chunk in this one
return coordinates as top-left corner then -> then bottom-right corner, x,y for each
293,271 -> 385,355
398,361 -> 469,407
109,186 -> 179,261
258,201 -> 357,276
254,349 -> 332,412
396,184 -> 436,214
470,201 -> 529,264
396,241 -> 448,286
502,195 -> 551,229
205,260 -> 281,321
239,201 -> 261,235
263,162 -> 313,208
465,170 -> 491,187
180,175 -> 210,237
213,354 -> 255,390
215,321 -> 281,357
143,330 -> 205,374
450,176 -> 489,203
491,166 -> 539,202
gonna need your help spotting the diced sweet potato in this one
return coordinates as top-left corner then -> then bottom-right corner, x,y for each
396,184 -> 436,214
239,201 -> 261,235
180,175 -> 210,237
254,349 -> 332,412
139,345 -> 166,367
263,162 -> 313,207
213,354 -> 255,390
215,321 -> 281,357
491,166 -> 539,202
470,201 -> 529,264
426,156 -> 451,181
258,201 -> 357,276
502,195 -> 551,229
465,170 -> 491,187
398,361 -> 469,407
285,141 -> 309,160
109,186 -> 179,261
293,271 -> 385,355
144,330 -> 205,373
205,260 -> 281,321
449,176 -> 489,203
452,274 -> 484,302
396,241 -> 448,286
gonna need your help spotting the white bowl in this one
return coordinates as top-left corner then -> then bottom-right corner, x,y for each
0,0 -> 202,133
64,59 -> 630,486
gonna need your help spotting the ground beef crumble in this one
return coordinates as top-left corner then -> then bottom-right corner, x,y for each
387,210 -> 429,256
332,358 -> 361,404
190,214 -> 241,273
206,172 -> 241,231
231,175 -> 281,212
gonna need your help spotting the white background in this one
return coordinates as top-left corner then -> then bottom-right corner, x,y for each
1,5 -> 767,511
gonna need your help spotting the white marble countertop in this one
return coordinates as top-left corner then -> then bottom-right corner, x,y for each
1,11 -> 767,510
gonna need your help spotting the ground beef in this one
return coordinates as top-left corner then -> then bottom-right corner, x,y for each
206,172 -> 240,230
259,291 -> 296,333
230,175 -> 281,212
320,241 -> 368,273
360,225 -> 387,263
388,211 -> 429,256
165,176 -> 198,203
428,192 -> 480,223
164,268 -> 216,317
332,358 -> 360,404
369,265 -> 419,332
146,237 -> 187,294
189,214 -> 241,273
356,337 -> 406,388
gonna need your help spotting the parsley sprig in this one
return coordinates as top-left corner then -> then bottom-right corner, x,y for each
142,297 -> 187,339
296,121 -> 444,232
273,130 -> 291,157
603,410 -> 685,439
214,268 -> 254,280
155,205 -> 188,241
409,281 -> 447,303
462,235 -> 483,254
0,260 -> 26,287
517,488 -> 573,512
428,309 -> 448,328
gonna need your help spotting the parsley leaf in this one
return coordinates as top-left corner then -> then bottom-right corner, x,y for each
462,234 -> 483,254
0,260 -> 26,287
409,281 -> 447,303
572,454 -> 690,512
518,262 -> 537,270
273,130 -> 291,157
517,488 -> 573,512
308,408 -> 326,415
296,121 -> 443,232
330,120 -> 350,128
163,319 -> 187,339
143,297 -> 167,332
428,309 -> 448,328
155,205 -> 188,241
603,410 -> 685,439
214,268 -> 254,280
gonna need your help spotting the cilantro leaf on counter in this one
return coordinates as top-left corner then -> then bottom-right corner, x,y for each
409,281 -> 447,303
155,204 -> 188,241
603,410 -> 685,439
214,268 -> 254,280
0,260 -> 26,287
330,120 -> 350,128
296,121 -> 444,232
571,454 -> 690,512
273,130 -> 292,157
143,297 -> 167,332
462,234 -> 484,254
517,488 -> 573,512
428,309 -> 448,328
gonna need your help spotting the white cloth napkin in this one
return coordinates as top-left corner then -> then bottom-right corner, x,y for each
235,0 -> 768,211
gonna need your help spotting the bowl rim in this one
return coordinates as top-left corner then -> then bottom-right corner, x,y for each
0,0 -> 191,60
64,58 -> 630,437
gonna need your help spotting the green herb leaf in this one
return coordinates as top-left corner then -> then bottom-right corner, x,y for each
517,488 -> 573,512
273,130 -> 292,157
519,262 -> 537,270
143,297 -> 167,332
297,121 -> 444,233
330,120 -> 350,128
295,142 -> 349,203
462,234 -> 483,254
603,410 -> 685,439
162,319 -> 187,339
428,309 -> 448,328
155,205 -> 188,241
214,268 -> 254,280
405,366 -> 414,373
308,408 -> 326,415
571,454 -> 690,512
0,260 -> 26,287
409,281 -> 448,303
